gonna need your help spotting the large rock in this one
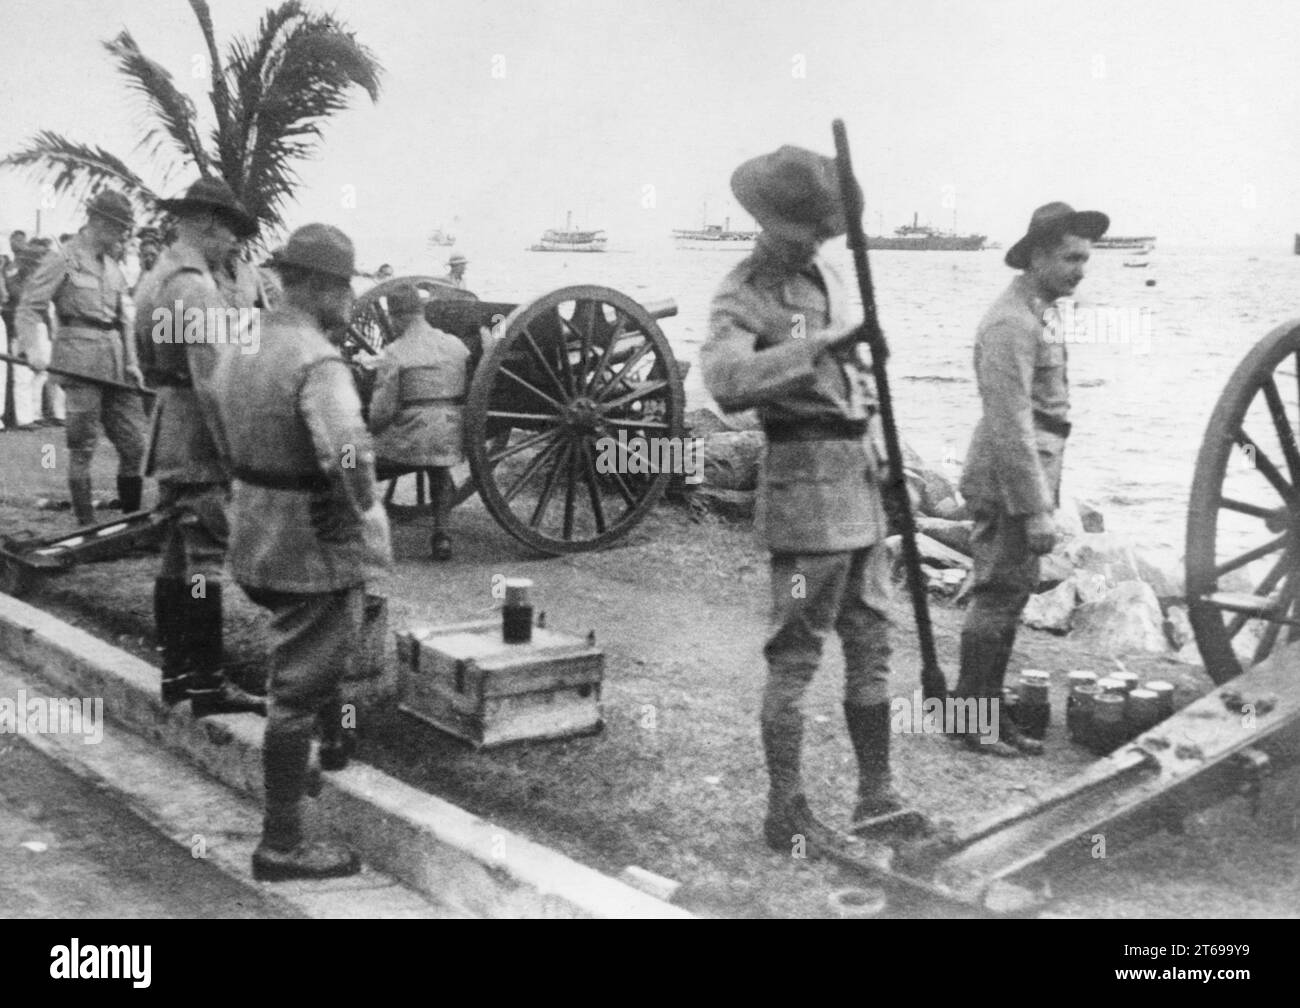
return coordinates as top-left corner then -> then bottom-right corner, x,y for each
1038,549 -> 1074,591
1021,580 -> 1076,634
1069,569 -> 1110,605
1133,549 -> 1183,601
1055,493 -> 1086,539
701,430 -> 764,491
689,486 -> 754,523
1071,580 -> 1169,654
915,517 -> 973,557
884,533 -> 973,572
1077,498 -> 1106,533
684,407 -> 731,437
1164,603 -> 1194,650
1065,533 -> 1141,587
929,495 -> 971,521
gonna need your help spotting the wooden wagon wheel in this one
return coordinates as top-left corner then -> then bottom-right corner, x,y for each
349,276 -> 481,508
1186,318 -> 1300,683
466,285 -> 685,554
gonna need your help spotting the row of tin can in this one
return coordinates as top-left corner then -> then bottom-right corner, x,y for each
1003,669 -> 1177,753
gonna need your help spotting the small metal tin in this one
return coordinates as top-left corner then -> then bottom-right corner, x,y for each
1113,671 -> 1140,693
1067,670 -> 1098,691
1125,688 -> 1162,734
1145,680 -> 1175,718
1097,676 -> 1128,696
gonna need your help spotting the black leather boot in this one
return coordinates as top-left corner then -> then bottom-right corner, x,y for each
116,475 -> 143,513
989,626 -> 1043,756
844,702 -> 905,825
186,583 -> 267,717
154,577 -> 192,705
68,476 -> 95,526
955,629 -> 1021,758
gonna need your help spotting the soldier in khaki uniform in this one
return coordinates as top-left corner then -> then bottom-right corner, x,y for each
210,224 -> 391,881
15,191 -> 145,523
134,177 -> 265,717
368,282 -> 470,560
955,202 -> 1108,756
702,146 -> 911,859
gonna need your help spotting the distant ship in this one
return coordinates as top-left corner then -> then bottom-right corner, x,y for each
673,216 -> 758,251
530,211 -> 607,253
1293,234 -> 1299,255
1094,235 -> 1156,251
428,227 -> 456,247
867,213 -> 985,251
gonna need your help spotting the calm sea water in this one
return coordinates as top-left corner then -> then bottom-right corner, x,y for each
402,240 -> 1300,558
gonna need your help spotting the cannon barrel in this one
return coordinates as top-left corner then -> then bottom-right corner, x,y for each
641,298 -> 678,321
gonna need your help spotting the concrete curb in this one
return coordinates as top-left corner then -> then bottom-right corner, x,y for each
0,593 -> 692,919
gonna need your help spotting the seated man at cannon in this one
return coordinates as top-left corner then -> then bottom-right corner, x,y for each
367,282 -> 470,560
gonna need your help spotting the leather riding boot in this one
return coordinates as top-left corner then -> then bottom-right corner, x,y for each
116,475 -> 143,513
989,626 -> 1043,756
318,698 -> 354,772
253,724 -> 359,881
154,577 -> 193,705
68,476 -> 95,526
186,583 -> 267,717
844,702 -> 905,825
955,628 -> 1022,758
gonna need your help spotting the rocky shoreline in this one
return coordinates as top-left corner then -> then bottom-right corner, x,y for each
684,408 -> 1230,669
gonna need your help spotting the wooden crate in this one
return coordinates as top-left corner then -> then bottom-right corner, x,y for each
396,618 -> 604,748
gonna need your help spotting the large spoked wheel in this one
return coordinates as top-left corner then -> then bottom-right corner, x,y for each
466,285 -> 685,554
1186,319 -> 1300,683
350,276 -> 481,507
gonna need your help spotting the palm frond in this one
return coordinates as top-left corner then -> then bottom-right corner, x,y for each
104,29 -> 211,180
222,0 -> 307,198
188,0 -> 235,179
0,131 -> 159,217
238,17 -> 382,233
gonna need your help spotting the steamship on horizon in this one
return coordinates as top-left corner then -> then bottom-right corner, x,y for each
867,213 -> 986,251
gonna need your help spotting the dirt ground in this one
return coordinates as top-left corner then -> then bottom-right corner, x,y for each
1,426 -> 1297,919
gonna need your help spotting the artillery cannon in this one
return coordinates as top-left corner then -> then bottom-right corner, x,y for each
347,277 -> 686,555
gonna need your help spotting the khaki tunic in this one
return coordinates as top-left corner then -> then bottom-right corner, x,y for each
368,319 -> 470,467
15,231 -> 135,380
134,243 -> 237,484
958,274 -> 1069,515
701,245 -> 887,553
210,305 -> 391,593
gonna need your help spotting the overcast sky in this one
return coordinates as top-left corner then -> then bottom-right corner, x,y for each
3,0 -> 1299,263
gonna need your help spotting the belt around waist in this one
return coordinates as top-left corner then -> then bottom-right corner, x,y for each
1033,410 -> 1072,438
764,419 -> 870,443
231,464 -> 329,493
57,315 -> 120,332
400,395 -> 466,406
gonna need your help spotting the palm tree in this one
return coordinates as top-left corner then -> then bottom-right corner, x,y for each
1,0 -> 382,244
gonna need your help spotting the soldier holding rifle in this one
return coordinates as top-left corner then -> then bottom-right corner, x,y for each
702,146 -> 913,859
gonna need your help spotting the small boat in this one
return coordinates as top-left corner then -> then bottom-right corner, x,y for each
529,211 -> 607,253
673,216 -> 758,251
1094,235 -> 1157,251
1122,260 -> 1150,268
428,227 -> 456,247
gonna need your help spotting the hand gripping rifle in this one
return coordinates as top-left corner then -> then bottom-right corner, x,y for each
831,119 -> 947,702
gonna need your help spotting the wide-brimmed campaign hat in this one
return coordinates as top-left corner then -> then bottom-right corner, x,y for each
730,145 -> 860,242
157,177 -> 258,238
268,223 -> 357,282
86,190 -> 136,229
1005,201 -> 1109,269
448,252 -> 467,266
